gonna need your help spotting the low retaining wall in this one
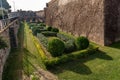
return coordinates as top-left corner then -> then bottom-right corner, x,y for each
0,29 -> 10,80
0,19 -> 19,80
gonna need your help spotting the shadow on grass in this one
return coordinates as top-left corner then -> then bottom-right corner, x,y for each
48,50 -> 113,75
110,41 -> 120,49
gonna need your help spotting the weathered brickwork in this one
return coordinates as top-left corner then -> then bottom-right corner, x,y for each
45,0 -> 120,45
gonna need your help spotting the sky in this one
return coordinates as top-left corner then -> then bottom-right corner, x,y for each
7,0 -> 51,11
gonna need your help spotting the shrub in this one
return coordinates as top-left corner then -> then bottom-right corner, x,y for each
32,26 -> 47,36
32,28 -> 41,36
57,33 -> 75,42
37,26 -> 44,29
48,37 -> 65,57
44,46 -> 98,67
41,31 -> 57,37
75,36 -> 89,50
47,26 -> 52,31
40,23 -> 46,26
64,40 -> 76,53
51,28 -> 59,32
37,33 -> 48,48
57,33 -> 76,53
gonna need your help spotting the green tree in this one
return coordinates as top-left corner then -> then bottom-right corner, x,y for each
0,0 -> 11,9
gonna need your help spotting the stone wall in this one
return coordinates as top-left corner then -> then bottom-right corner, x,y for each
45,0 -> 120,45
104,0 -> 120,45
36,10 -> 45,22
0,29 -> 10,80
0,19 -> 19,80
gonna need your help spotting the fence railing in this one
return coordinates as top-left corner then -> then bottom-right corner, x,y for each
0,19 -> 18,34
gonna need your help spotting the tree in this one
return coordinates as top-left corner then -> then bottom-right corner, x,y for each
0,0 -> 11,9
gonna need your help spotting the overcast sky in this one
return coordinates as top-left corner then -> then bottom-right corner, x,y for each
7,0 -> 51,11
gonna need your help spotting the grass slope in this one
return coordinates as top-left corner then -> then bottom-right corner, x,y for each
23,22 -> 46,77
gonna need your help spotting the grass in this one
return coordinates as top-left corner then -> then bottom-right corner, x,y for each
3,22 -> 120,80
29,23 -> 120,80
48,42 -> 120,80
23,22 -> 46,77
2,22 -> 46,80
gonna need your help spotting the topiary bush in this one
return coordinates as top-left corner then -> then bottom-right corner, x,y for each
48,37 -> 65,57
41,31 -> 57,37
47,26 -> 52,31
51,28 -> 59,33
75,36 -> 89,50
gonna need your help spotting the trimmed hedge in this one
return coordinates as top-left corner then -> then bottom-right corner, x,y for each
64,40 -> 76,53
32,26 -> 47,36
40,23 -> 46,26
51,28 -> 59,32
37,33 -> 48,49
75,36 -> 89,50
44,46 -> 98,67
57,33 -> 75,42
32,28 -> 41,36
48,37 -> 65,57
47,26 -> 52,31
41,31 -> 57,37
57,33 -> 76,53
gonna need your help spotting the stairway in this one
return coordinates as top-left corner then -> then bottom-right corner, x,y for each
9,27 -> 17,48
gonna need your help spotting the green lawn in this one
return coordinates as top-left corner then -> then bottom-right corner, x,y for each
48,42 -> 120,80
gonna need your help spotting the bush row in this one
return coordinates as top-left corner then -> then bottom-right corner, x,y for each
44,46 -> 98,67
41,31 -> 57,37
32,27 -> 47,36
47,36 -> 90,57
57,33 -> 75,42
37,33 -> 48,49
47,27 -> 59,33
57,33 -> 76,53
